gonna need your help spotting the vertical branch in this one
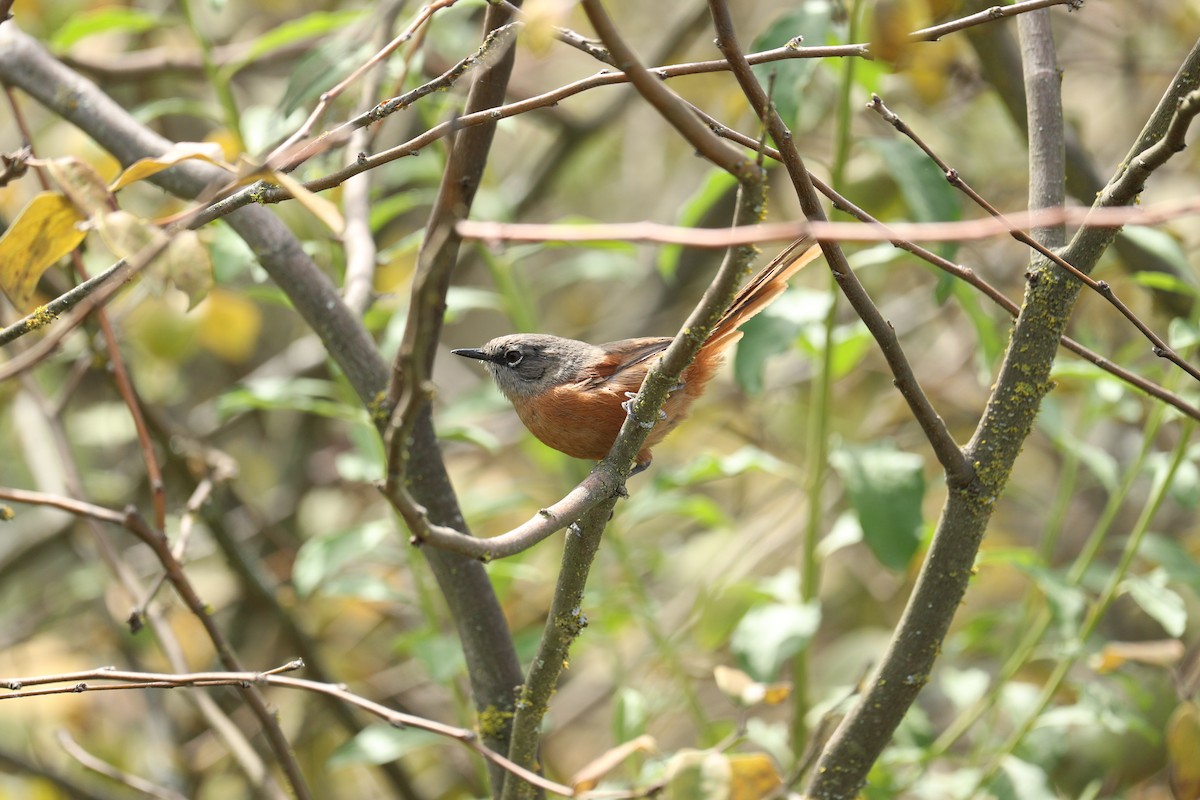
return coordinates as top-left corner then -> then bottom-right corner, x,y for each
383,5 -> 527,795
1018,10 -> 1066,248
804,25 -> 1200,800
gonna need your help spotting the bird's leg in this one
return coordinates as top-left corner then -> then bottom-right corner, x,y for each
622,391 -> 666,428
621,382 -> 685,427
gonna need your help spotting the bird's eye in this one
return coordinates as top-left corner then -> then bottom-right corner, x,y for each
503,349 -> 523,366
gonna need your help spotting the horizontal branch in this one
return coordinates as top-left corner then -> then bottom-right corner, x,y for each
457,195 -> 1200,246
0,664 -> 575,797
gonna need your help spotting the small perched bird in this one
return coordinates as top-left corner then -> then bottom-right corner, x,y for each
454,237 -> 821,472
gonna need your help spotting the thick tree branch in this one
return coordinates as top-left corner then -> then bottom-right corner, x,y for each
806,31 -> 1200,800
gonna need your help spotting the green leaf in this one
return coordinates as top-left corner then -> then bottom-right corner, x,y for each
1140,534 -> 1200,591
750,4 -> 834,127
1121,226 -> 1197,295
216,377 -> 367,423
1122,569 -> 1187,637
1169,318 -> 1200,351
734,313 -> 799,395
1019,564 -> 1086,635
661,446 -> 794,486
225,9 -> 363,77
329,725 -> 440,769
613,687 -> 648,743
50,8 -> 160,51
989,755 -> 1056,800
864,137 -> 961,259
408,633 -> 467,683
829,444 -> 926,570
735,287 -> 832,393
656,168 -> 739,280
292,520 -> 391,597
731,601 -> 820,681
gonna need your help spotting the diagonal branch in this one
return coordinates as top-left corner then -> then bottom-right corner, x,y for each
706,0 -> 973,489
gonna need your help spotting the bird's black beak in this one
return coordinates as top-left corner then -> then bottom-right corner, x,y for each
452,348 -> 491,362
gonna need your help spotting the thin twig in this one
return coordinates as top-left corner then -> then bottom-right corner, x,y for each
187,39 -> 868,227
722,2 -> 973,487
457,196 -> 1200,245
5,664 -> 575,798
266,0 -> 464,166
56,731 -> 188,800
909,0 -> 1083,42
869,93 -> 1200,384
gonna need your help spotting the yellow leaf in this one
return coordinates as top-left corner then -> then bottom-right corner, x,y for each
1168,701 -> 1200,800
0,192 -> 87,310
728,753 -> 782,800
110,142 -> 233,192
96,209 -> 168,262
162,230 -> 214,309
43,156 -> 112,218
198,289 -> 262,363
871,0 -> 921,67
271,170 -> 345,236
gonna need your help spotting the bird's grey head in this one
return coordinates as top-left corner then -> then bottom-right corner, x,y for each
453,334 -> 599,400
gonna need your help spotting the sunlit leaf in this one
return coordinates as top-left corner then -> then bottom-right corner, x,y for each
613,687 -> 648,743
225,9 -> 363,77
728,753 -> 782,800
731,601 -> 820,681
44,156 -> 113,218
292,519 -> 390,596
329,725 -> 440,769
0,192 -> 87,310
198,288 -> 261,362
989,755 -> 1056,800
1121,226 -> 1197,294
271,170 -> 346,235
217,376 -> 365,422
50,7 -> 160,51
110,142 -> 232,192
96,209 -> 168,262
162,230 -> 214,309
864,137 -> 960,260
1121,569 -> 1187,637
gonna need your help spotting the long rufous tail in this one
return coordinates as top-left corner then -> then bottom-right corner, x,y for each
706,236 -> 822,351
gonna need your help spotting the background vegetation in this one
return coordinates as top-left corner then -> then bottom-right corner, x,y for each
1,0 -> 1198,798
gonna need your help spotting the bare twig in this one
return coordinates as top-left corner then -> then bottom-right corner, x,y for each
5,665 -> 574,798
910,0 -> 1083,42
375,4 -> 529,793
807,28 -> 1200,800
266,0 -> 464,166
458,196 -> 1200,245
342,0 -> 412,315
187,39 -> 868,226
56,731 -> 188,800
869,93 -> 1200,384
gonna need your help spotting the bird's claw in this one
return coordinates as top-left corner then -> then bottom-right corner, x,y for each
622,391 -> 665,428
